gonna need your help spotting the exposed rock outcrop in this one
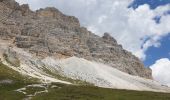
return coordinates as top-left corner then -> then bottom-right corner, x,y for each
0,0 -> 152,79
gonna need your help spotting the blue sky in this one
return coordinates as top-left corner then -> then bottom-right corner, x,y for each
145,33 -> 170,66
130,0 -> 170,67
130,0 -> 170,9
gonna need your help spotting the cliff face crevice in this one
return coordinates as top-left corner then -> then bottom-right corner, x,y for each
0,0 -> 152,79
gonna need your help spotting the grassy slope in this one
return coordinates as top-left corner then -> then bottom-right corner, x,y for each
42,66 -> 93,85
32,83 -> 170,100
1,62 -> 170,100
0,62 -> 38,100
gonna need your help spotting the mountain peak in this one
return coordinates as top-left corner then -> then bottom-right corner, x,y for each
103,32 -> 117,44
36,7 -> 80,26
0,0 -> 152,79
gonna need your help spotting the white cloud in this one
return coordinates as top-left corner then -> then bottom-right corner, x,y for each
15,0 -> 170,60
150,58 -> 170,86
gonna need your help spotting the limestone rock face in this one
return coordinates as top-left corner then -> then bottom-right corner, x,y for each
0,0 -> 152,79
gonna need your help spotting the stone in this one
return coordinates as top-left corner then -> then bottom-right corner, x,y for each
0,0 -> 152,79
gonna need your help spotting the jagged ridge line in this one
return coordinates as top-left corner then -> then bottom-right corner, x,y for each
0,0 -> 40,36
0,0 -> 47,51
0,0 -> 20,22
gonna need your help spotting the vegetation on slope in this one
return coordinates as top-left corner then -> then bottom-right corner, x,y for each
42,66 -> 93,85
0,62 -> 39,100
0,62 -> 170,100
32,83 -> 170,100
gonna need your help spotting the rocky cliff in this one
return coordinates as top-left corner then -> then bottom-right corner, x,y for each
0,0 -> 152,79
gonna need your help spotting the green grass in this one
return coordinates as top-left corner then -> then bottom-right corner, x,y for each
1,62 -> 170,100
24,86 -> 45,95
0,62 -> 38,83
0,83 -> 27,100
42,66 -> 93,85
0,62 -> 39,100
32,83 -> 170,100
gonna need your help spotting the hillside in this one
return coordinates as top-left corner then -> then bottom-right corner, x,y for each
0,0 -> 170,100
0,0 -> 151,79
0,62 -> 170,100
0,40 -> 169,92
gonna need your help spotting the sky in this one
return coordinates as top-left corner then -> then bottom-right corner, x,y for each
16,0 -> 170,86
